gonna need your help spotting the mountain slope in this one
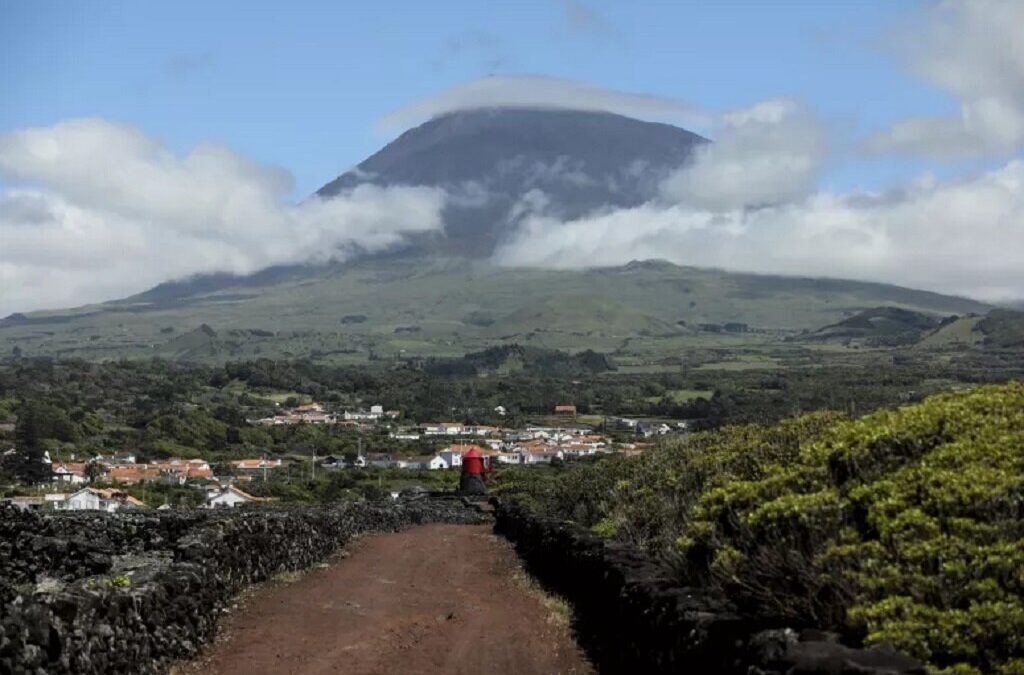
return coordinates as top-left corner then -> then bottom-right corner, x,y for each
0,257 -> 991,363
0,108 -> 1001,363
317,108 -> 707,256
805,307 -> 946,345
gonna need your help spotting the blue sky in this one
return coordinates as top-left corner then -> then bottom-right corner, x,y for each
1,0 -> 954,197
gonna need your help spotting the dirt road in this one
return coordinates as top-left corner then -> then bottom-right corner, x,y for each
179,524 -> 593,675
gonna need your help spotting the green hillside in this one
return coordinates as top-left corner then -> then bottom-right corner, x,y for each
0,258 -> 991,363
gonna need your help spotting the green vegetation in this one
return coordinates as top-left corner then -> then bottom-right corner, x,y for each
0,258 -> 993,364
496,383 -> 1024,674
2,344 -> 1023,475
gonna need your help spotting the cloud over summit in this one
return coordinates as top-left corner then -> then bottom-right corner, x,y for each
494,98 -> 1024,301
0,119 -> 446,315
377,75 -> 710,133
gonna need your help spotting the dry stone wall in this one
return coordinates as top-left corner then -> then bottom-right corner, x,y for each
0,498 -> 487,675
493,500 -> 926,675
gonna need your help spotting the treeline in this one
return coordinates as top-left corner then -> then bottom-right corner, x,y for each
2,349 -> 1022,472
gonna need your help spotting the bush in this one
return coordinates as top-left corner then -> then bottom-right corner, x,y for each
499,382 -> 1024,674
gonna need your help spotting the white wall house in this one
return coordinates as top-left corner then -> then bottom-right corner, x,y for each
522,449 -> 565,465
420,455 -> 447,470
59,488 -> 145,512
438,449 -> 463,469
206,485 -> 269,508
51,464 -> 87,485
422,423 -> 463,436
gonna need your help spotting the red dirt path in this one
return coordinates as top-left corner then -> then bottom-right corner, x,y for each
178,524 -> 593,675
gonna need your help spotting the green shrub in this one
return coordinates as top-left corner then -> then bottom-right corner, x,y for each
501,382 -> 1024,673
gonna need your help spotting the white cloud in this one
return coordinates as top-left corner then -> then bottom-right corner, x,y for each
659,99 -> 827,211
495,97 -> 1024,301
377,74 -> 709,133
0,119 -> 446,315
866,0 -> 1024,159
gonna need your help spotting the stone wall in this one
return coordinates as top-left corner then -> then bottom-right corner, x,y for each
0,498 -> 487,674
493,500 -> 926,675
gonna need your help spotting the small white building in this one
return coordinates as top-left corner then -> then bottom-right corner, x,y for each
51,463 -> 88,485
205,485 -> 271,508
414,455 -> 447,470
421,423 -> 464,436
438,448 -> 464,469
59,488 -> 145,512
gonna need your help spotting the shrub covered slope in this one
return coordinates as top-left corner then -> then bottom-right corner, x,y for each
497,382 -> 1024,674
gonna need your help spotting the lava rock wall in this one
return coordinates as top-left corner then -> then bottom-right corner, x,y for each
0,499 -> 486,675
493,500 -> 926,675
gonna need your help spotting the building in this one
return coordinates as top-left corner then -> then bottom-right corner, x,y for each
421,422 -> 465,436
107,465 -> 163,484
2,493 -> 67,511
407,455 -> 447,470
554,404 -> 577,415
58,488 -> 145,512
206,485 -> 273,508
51,462 -> 88,485
346,403 -> 389,419
231,458 -> 283,474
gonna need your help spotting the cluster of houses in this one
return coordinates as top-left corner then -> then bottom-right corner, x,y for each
251,402 -> 399,427
336,424 -> 611,470
3,399 -> 692,513
4,483 -> 274,513
2,452 -> 284,513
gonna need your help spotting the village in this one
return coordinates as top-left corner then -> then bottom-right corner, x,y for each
3,400 -> 688,513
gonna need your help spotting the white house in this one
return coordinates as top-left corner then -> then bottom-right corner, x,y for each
343,404 -> 389,422
403,454 -> 444,469
438,448 -> 464,469
421,423 -> 464,436
205,485 -> 271,508
58,488 -> 145,512
51,463 -> 88,485
522,449 -> 565,465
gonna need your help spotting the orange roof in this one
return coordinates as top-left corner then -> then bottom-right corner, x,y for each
232,459 -> 283,470
52,462 -> 88,474
443,444 -> 487,454
108,465 -> 162,482
211,485 -> 273,502
76,488 -> 146,507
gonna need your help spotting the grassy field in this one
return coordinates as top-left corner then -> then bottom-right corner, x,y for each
645,388 -> 714,403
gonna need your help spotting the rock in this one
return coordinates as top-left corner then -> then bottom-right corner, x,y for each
492,499 -> 924,675
0,500 -> 488,674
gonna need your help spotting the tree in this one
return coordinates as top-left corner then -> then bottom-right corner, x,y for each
84,462 -> 104,483
7,400 -> 54,485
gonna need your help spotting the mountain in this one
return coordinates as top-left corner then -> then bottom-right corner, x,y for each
0,107 -> 999,363
0,257 -> 991,363
317,108 -> 707,256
